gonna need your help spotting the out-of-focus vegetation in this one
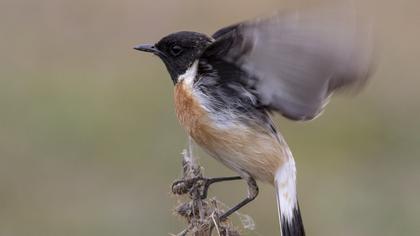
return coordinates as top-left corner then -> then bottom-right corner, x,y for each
0,0 -> 419,235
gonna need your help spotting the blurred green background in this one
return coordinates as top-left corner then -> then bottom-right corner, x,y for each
1,0 -> 419,235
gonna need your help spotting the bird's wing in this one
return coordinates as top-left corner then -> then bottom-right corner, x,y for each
203,5 -> 374,121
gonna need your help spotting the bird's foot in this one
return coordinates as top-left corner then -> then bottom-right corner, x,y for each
172,176 -> 242,199
171,177 -> 206,198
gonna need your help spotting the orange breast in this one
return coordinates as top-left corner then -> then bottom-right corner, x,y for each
174,81 -> 284,183
174,82 -> 206,133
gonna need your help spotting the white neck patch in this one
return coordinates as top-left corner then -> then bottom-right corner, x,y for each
177,60 -> 199,88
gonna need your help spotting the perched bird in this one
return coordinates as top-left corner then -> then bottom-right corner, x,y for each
134,4 -> 373,236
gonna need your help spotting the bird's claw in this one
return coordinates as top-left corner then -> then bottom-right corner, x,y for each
171,177 -> 210,199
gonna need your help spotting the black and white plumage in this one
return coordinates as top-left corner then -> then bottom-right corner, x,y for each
205,6 -> 373,121
135,4 -> 374,236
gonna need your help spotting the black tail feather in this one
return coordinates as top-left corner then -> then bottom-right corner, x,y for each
281,202 -> 305,236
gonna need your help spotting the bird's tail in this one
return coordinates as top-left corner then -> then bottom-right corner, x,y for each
275,156 -> 305,236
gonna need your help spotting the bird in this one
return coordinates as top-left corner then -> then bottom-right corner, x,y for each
134,4 -> 373,236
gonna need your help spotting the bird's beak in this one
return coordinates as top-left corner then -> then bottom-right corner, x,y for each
133,44 -> 158,53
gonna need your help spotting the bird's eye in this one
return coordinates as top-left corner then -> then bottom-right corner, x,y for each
170,45 -> 183,56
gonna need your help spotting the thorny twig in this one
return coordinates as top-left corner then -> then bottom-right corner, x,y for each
171,138 -> 242,236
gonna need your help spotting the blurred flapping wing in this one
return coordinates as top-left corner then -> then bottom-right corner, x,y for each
205,5 -> 374,120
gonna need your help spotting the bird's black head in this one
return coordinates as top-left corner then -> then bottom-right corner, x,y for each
135,31 -> 212,84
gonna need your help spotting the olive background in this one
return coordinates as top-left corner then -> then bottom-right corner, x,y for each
1,0 -> 419,235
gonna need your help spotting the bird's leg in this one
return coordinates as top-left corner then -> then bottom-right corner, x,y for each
172,176 -> 242,199
219,177 -> 259,221
201,176 -> 242,199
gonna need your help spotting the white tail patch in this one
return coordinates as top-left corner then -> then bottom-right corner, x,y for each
275,154 -> 297,223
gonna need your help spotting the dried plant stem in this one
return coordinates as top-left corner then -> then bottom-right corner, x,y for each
171,138 -> 241,236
